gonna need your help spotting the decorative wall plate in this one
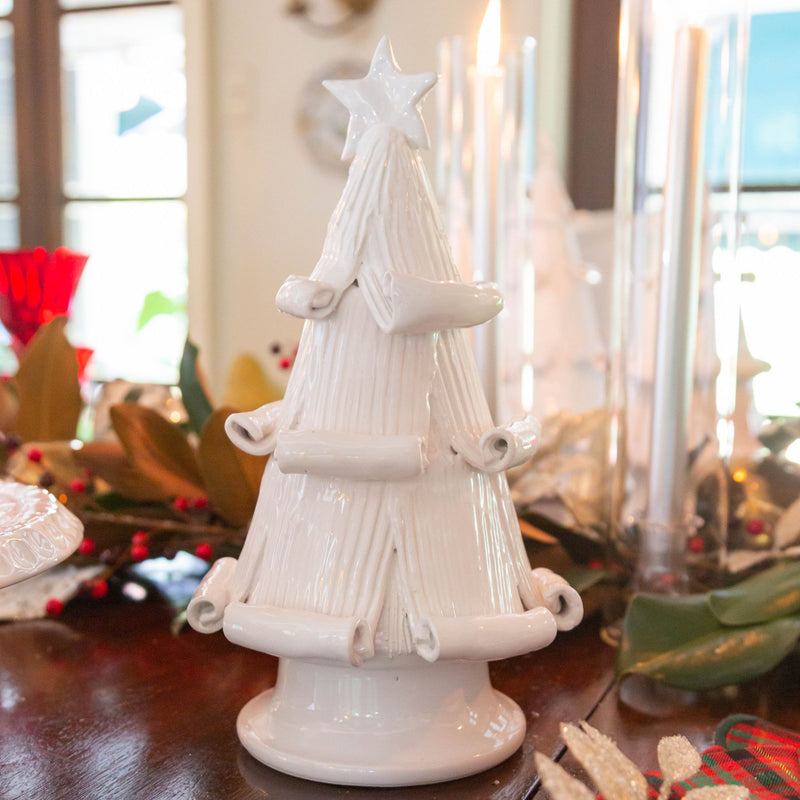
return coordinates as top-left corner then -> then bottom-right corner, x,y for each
296,59 -> 369,172
0,480 -> 84,590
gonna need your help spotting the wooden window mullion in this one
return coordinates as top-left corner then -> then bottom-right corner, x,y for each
14,0 -> 63,248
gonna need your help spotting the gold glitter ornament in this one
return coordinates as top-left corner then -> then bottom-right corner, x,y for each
684,786 -> 749,799
560,722 -> 648,800
533,752 -> 595,800
656,735 -> 702,800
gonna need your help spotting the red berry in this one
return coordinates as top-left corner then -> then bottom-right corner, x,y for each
27,447 -> 43,463
90,580 -> 109,599
193,496 -> 209,509
688,536 -> 705,553
279,357 -> 292,370
745,518 -> 765,536
70,478 -> 86,493
130,543 -> 149,562
173,496 -> 188,511
45,598 -> 64,616
77,538 -> 96,556
131,531 -> 149,547
195,542 -> 213,561
587,559 -> 604,570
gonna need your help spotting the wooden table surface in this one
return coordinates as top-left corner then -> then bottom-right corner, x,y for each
2,589 -> 800,800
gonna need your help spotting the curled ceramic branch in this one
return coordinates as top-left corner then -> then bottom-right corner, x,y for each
276,275 -> 340,319
224,401 -> 284,456
453,415 -> 541,473
224,603 -> 375,667
379,272 -> 502,334
531,567 -> 584,631
185,556 -> 237,633
275,430 -> 425,480
411,606 -> 558,663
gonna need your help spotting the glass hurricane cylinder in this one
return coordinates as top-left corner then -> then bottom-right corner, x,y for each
610,0 -> 753,590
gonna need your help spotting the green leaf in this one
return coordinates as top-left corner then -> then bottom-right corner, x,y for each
137,290 -> 184,330
566,566 -> 610,594
619,616 -> 800,690
708,559 -> 800,625
178,338 -> 214,435
617,593 -> 723,676
92,491 -> 159,511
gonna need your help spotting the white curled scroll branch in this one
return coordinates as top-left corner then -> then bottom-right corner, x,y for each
275,275 -> 341,320
531,567 -> 583,631
186,557 -> 238,634
224,401 -> 285,456
454,415 -> 541,473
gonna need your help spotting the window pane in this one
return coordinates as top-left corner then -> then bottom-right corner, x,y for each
0,2 -> 11,18
61,5 -> 186,199
65,200 -> 187,384
743,12 -> 800,186
738,194 -> 800,418
0,20 -> 15,199
0,202 -> 18,246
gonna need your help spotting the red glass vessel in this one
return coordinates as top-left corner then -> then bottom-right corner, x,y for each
0,248 -> 88,356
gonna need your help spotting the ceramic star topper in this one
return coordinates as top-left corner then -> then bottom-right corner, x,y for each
324,36 -> 437,160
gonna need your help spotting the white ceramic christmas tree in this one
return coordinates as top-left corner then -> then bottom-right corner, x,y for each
187,38 -> 582,787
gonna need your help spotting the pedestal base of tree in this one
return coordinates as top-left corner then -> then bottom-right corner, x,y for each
237,655 -> 526,787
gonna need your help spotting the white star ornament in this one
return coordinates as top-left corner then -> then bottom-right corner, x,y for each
323,36 -> 437,161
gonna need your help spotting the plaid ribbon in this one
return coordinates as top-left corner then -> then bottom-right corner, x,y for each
643,716 -> 800,799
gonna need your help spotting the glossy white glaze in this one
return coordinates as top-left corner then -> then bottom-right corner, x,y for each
322,36 -> 436,161
224,401 -> 284,456
186,555 -> 236,633
236,656 -> 526,787
0,480 -> 83,590
224,602 -> 374,667
188,37 -> 582,786
275,430 -> 424,480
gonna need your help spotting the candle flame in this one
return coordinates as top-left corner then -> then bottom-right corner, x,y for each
477,0 -> 501,73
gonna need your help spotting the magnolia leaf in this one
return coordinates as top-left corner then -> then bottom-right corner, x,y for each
534,752 -> 595,800
74,440 -> 169,502
617,593 -> 723,677
221,353 -> 284,412
198,407 -> 267,528
619,616 -> 800,690
0,379 -> 18,432
708,559 -> 800,625
773,496 -> 800,548
179,338 -> 214,435
110,404 -> 205,499
14,317 -> 82,442
7,441 -> 86,489
566,566 -> 610,594
724,549 -> 775,574
656,736 -> 701,800
75,441 -> 164,501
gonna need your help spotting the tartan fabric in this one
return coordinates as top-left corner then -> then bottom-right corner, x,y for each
641,716 -> 800,800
